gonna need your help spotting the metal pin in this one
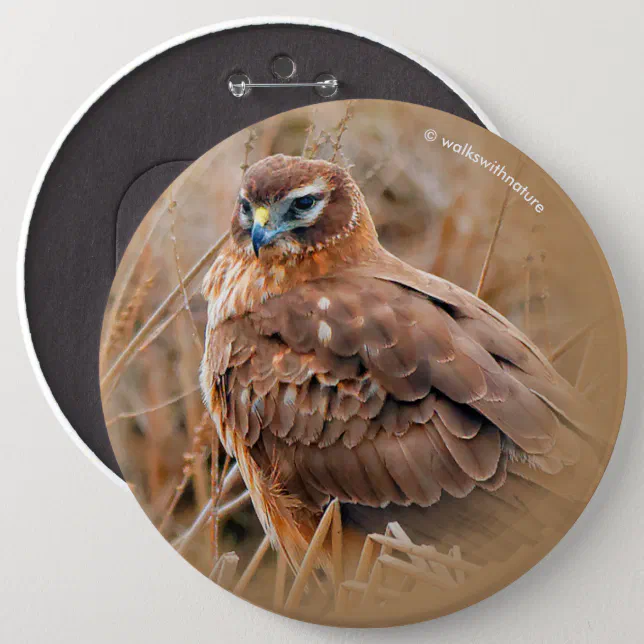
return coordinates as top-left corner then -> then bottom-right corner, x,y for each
228,73 -> 338,99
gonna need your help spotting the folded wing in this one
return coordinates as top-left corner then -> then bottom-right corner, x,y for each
202,264 -> 588,514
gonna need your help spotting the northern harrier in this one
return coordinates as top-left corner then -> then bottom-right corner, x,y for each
200,154 -> 590,566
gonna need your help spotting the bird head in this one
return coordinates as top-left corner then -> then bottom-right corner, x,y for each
230,154 -> 375,261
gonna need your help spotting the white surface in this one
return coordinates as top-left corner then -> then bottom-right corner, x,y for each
2,1 -> 644,641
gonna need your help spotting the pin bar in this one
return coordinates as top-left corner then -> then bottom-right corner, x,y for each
228,77 -> 338,98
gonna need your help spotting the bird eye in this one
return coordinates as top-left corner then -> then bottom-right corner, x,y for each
293,195 -> 316,211
240,199 -> 252,216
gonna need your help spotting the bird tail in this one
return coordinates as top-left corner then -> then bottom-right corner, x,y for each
341,462 -> 591,566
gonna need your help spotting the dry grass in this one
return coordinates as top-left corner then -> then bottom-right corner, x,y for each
99,100 -> 625,625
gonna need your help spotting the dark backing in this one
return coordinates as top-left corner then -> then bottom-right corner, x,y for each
24,23 -> 488,478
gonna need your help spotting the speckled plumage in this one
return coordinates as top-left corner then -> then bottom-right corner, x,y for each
201,154 -> 589,566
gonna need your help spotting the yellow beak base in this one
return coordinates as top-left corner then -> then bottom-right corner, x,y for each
254,206 -> 270,227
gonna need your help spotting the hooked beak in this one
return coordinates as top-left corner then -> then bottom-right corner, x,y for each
251,206 -> 272,257
251,223 -> 273,257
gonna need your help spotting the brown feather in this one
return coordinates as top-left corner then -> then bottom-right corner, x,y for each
200,154 -> 594,562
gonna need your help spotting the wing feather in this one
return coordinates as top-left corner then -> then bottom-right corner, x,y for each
203,264 -> 590,517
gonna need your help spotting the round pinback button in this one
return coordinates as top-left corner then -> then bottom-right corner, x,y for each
98,99 -> 625,626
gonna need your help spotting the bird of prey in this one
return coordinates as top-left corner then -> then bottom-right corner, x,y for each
200,154 -> 591,567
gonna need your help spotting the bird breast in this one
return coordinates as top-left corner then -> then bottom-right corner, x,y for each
203,251 -> 286,327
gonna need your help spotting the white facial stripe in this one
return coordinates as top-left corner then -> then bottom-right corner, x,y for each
284,179 -> 328,201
